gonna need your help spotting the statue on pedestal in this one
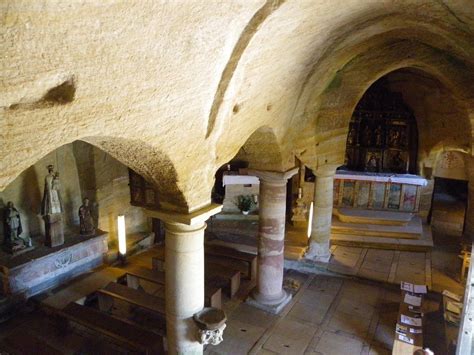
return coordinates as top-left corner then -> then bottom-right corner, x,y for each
41,165 -> 64,247
79,198 -> 95,236
3,201 -> 32,254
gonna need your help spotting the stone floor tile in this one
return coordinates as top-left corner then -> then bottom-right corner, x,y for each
308,276 -> 343,296
336,296 -> 375,320
287,301 -> 328,325
263,318 -> 316,355
310,330 -> 364,355
229,303 -> 278,329
327,310 -> 371,337
208,320 -> 266,355
299,288 -> 336,308
368,345 -> 391,355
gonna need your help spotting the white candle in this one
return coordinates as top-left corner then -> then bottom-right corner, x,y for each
298,187 -> 302,199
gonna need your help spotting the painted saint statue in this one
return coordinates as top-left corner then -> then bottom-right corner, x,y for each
79,198 -> 95,236
41,165 -> 63,215
41,165 -> 64,247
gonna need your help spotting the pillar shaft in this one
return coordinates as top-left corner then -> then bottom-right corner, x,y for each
247,168 -> 298,314
306,168 -> 336,262
146,204 -> 222,355
165,221 -> 206,354
256,179 -> 287,302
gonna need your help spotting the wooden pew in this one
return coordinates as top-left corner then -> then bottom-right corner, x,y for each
58,302 -> 164,354
128,265 -> 222,308
150,257 -> 240,299
205,245 -> 257,280
205,262 -> 241,298
97,282 -> 165,317
152,246 -> 256,281
0,328 -> 63,355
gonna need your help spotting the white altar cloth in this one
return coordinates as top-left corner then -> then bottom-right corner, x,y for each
335,171 -> 427,186
223,175 -> 260,186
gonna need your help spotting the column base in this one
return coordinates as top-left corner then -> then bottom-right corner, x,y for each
305,241 -> 331,263
246,289 -> 292,314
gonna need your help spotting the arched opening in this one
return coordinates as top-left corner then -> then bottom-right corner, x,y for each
343,76 -> 418,174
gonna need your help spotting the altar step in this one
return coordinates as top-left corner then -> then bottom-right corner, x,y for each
331,224 -> 433,252
331,215 -> 423,239
334,208 -> 414,226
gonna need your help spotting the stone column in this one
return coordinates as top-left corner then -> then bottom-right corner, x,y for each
247,167 -> 298,314
305,167 -> 337,263
146,204 -> 222,355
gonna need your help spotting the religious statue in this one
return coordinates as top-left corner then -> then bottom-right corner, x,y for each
347,127 -> 357,146
390,151 -> 406,173
366,154 -> 379,172
41,165 -> 64,247
388,129 -> 400,147
362,125 -> 372,146
79,198 -> 95,236
374,125 -> 383,147
3,201 -> 32,254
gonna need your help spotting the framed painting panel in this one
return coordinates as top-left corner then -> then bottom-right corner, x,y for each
356,181 -> 370,208
387,183 -> 402,210
401,184 -> 417,211
341,180 -> 355,207
370,182 -> 385,209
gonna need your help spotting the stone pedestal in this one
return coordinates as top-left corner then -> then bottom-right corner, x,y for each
146,204 -> 222,355
306,168 -> 336,263
246,168 -> 298,314
43,213 -> 64,247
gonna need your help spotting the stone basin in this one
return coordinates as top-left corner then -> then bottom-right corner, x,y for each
193,307 -> 226,331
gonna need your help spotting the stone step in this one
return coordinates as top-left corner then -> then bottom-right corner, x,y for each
331,216 -> 423,239
334,208 -> 414,226
331,225 -> 433,252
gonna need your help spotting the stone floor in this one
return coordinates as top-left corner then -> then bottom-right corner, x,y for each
207,271 -> 450,355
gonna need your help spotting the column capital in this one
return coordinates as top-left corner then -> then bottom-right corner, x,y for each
314,165 -> 339,177
145,203 -> 222,226
247,167 -> 299,185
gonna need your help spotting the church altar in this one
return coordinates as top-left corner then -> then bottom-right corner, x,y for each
334,170 -> 427,212
0,233 -> 108,297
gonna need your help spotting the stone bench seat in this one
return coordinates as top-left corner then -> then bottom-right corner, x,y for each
59,302 -> 165,354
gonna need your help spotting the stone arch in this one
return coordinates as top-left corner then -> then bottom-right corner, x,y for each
2,136 -> 189,212
301,40 -> 474,169
230,125 -> 290,172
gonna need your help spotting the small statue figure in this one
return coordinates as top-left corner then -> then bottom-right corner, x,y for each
389,129 -> 400,147
79,198 -> 95,236
366,154 -> 379,172
3,202 -> 32,253
41,165 -> 64,247
347,127 -> 357,146
391,151 -> 405,173
362,126 -> 372,146
374,125 -> 383,146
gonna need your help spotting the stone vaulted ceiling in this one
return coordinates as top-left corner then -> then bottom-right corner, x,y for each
1,0 -> 474,211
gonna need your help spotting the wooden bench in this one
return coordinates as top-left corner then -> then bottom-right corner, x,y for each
205,262 -> 241,298
0,329 -> 62,355
97,282 -> 165,317
59,302 -> 164,354
205,245 -> 257,280
152,245 -> 256,280
130,265 -> 222,308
